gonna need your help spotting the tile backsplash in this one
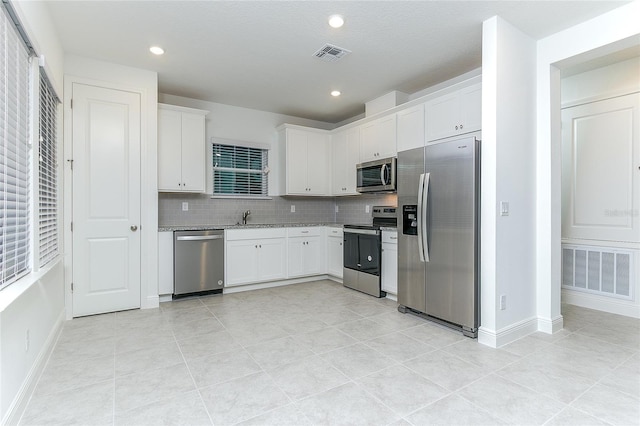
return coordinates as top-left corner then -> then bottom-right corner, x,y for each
158,193 -> 397,227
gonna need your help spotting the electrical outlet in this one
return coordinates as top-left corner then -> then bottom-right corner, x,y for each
365,205 -> 370,213
499,294 -> 507,310
182,202 -> 189,211
290,205 -> 295,213
25,329 -> 30,352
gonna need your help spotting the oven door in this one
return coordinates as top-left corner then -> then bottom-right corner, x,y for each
343,228 -> 380,276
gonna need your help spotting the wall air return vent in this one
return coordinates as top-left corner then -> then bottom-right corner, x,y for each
313,43 -> 351,62
562,244 -> 634,300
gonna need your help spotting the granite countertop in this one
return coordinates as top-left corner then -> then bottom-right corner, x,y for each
158,223 -> 343,232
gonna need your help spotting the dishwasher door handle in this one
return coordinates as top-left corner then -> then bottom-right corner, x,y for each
176,235 -> 224,241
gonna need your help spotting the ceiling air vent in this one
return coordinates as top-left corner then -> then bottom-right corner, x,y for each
313,43 -> 351,62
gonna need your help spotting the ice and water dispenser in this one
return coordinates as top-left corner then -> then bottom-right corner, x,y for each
402,205 -> 418,235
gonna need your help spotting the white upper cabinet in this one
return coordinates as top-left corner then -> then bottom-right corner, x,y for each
331,127 -> 360,196
360,114 -> 397,162
280,126 -> 331,196
396,104 -> 425,152
158,103 -> 209,192
425,83 -> 481,142
561,93 -> 640,243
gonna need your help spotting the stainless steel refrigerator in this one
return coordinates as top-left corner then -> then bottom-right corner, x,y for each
397,136 -> 480,337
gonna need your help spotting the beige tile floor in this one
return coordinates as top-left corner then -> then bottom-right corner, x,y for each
19,280 -> 640,425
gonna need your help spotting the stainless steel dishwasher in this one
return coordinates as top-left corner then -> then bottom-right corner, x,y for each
174,230 -> 224,298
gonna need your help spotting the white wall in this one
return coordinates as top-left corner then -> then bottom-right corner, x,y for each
536,0 -> 640,330
158,93 -> 333,196
480,17 -> 538,347
0,2 -> 65,423
562,56 -> 640,106
63,55 -> 159,312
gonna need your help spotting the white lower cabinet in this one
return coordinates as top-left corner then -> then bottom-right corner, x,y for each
326,227 -> 344,278
225,229 -> 287,287
287,227 -> 325,278
158,231 -> 174,295
381,230 -> 398,294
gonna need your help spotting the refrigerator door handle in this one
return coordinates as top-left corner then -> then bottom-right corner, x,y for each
423,172 -> 430,262
417,173 -> 426,262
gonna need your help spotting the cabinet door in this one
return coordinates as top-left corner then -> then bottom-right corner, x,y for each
397,104 -> 425,152
180,113 -> 206,192
561,93 -> 640,242
425,92 -> 459,142
332,131 -> 348,195
327,237 -> 343,277
381,242 -> 398,294
287,238 -> 305,277
360,121 -> 378,162
345,127 -> 361,194
286,129 -> 309,194
376,114 -> 397,158
303,236 -> 324,275
459,84 -> 482,134
258,238 -> 287,281
306,133 -> 330,195
226,240 -> 259,286
158,231 -> 174,294
158,108 -> 183,191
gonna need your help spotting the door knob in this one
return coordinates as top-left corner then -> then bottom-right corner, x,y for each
130,225 -> 138,232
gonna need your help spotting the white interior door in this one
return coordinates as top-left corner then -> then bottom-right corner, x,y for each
562,93 -> 640,243
72,83 -> 141,317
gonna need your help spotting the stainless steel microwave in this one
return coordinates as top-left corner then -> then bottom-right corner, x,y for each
356,157 -> 396,193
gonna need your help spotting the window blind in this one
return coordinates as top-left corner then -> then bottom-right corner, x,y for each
213,143 -> 268,196
0,5 -> 32,287
38,69 -> 58,266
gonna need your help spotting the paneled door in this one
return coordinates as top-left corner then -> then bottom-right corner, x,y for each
72,83 -> 141,317
562,93 -> 639,243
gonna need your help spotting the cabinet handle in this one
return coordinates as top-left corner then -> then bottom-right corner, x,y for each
130,225 -> 138,232
301,231 -> 309,233
259,245 -> 262,248
455,125 -> 459,130
390,236 -> 397,239
178,183 -> 181,186
460,124 -> 464,129
255,245 -> 258,248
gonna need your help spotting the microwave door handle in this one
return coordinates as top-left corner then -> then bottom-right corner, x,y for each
417,173 -> 426,262
380,163 -> 387,185
423,172 -> 430,262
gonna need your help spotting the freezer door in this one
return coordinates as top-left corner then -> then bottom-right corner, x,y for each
424,137 -> 479,329
397,147 -> 426,313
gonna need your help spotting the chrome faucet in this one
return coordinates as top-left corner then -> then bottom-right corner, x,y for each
242,210 -> 251,225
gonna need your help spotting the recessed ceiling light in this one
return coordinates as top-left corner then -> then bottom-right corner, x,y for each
328,15 -> 344,28
331,90 -> 341,97
149,46 -> 165,55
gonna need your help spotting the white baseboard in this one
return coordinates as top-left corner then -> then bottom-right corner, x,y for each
223,275 -> 332,294
4,309 -> 65,426
142,295 -> 159,309
562,289 -> 640,318
537,314 -> 564,334
477,316 -> 538,348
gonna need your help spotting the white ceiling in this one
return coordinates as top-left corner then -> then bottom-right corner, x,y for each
43,0 -> 630,123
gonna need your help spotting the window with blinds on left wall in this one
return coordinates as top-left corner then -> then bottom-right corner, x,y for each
0,3 -> 60,290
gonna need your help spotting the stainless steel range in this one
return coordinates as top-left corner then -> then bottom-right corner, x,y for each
343,206 -> 397,298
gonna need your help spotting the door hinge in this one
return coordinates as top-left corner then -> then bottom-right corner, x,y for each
71,282 -> 74,292
67,159 -> 73,170
70,222 -> 73,232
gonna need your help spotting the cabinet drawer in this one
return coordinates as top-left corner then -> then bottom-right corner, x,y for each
225,228 -> 286,241
326,227 -> 343,238
287,227 -> 322,237
382,231 -> 398,244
